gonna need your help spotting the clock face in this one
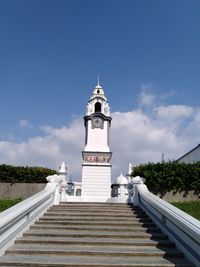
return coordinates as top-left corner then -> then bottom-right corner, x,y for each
92,117 -> 103,128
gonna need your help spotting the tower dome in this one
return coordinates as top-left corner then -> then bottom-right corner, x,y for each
90,83 -> 107,102
92,84 -> 105,96
87,82 -> 110,116
59,161 -> 67,175
115,172 -> 128,185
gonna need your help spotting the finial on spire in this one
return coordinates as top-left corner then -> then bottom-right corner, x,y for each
97,74 -> 100,86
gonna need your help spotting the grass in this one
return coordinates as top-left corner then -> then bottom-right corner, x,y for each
0,198 -> 22,212
171,200 -> 200,221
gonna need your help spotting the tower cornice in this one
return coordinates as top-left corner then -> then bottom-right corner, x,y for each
88,96 -> 109,103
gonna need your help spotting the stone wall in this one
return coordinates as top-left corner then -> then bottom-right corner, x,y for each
0,183 -> 46,200
157,191 -> 200,203
0,183 -> 199,202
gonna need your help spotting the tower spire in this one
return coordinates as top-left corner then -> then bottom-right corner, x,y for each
97,74 -> 100,86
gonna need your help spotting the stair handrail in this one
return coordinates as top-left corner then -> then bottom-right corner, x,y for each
0,174 -> 62,256
130,176 -> 200,267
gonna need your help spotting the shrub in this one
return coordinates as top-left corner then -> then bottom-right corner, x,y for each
0,164 -> 56,183
132,161 -> 200,195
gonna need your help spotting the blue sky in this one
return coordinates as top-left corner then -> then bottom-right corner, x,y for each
0,0 -> 200,179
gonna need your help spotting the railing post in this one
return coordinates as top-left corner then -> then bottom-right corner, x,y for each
46,174 -> 64,205
128,176 -> 145,205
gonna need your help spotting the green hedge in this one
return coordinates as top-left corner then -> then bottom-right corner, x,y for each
132,162 -> 200,195
0,164 -> 56,183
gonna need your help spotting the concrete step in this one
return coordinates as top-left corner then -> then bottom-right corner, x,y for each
39,216 -> 152,222
42,212 -> 148,218
48,206 -> 144,212
51,203 -> 139,207
35,220 -> 155,227
0,202 -> 194,267
23,229 -> 168,240
30,224 -> 161,233
0,254 -> 194,266
57,202 -> 136,209
45,209 -> 147,217
15,236 -> 176,248
49,206 -> 141,212
5,244 -> 183,257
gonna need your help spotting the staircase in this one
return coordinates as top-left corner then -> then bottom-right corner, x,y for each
0,202 -> 194,266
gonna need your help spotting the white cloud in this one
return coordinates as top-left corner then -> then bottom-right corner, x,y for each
181,108 -> 200,143
0,118 -> 84,179
139,84 -> 156,107
19,119 -> 32,129
110,108 -> 183,177
154,105 -> 194,122
0,88 -> 200,182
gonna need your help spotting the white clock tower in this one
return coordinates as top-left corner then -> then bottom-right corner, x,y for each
81,82 -> 112,202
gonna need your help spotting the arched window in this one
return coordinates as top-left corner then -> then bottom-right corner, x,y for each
76,189 -> 81,196
95,102 -> 101,113
97,89 -> 100,94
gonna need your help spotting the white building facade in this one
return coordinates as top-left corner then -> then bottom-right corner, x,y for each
177,144 -> 200,164
81,83 -> 112,202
